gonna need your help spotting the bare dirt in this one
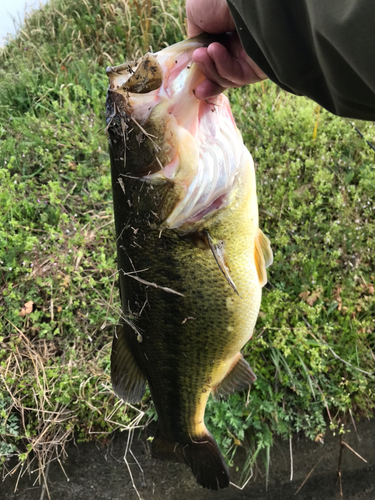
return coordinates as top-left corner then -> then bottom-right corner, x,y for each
1,420 -> 374,500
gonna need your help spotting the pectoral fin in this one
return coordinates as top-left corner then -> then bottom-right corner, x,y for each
254,228 -> 273,287
203,230 -> 239,296
212,352 -> 256,400
111,324 -> 146,403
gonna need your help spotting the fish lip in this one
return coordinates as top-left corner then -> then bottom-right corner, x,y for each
105,35 -> 232,96
106,53 -> 163,94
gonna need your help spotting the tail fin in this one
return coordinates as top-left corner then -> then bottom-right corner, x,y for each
151,427 -> 230,490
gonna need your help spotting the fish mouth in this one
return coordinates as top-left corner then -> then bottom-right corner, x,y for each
106,35 -> 246,232
106,36 -> 211,120
106,54 -> 163,94
106,34 -> 229,96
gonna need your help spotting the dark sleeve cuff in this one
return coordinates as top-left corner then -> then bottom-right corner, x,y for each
228,0 -> 375,120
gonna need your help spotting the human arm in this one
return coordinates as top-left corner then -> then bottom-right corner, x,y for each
187,0 -> 375,120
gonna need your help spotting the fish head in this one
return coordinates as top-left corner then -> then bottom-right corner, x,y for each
106,36 -> 248,232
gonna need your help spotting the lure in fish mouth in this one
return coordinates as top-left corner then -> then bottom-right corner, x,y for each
106,36 -> 273,490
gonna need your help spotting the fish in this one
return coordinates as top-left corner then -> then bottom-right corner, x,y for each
105,36 -> 273,490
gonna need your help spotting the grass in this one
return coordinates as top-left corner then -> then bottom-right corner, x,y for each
0,0 -> 374,489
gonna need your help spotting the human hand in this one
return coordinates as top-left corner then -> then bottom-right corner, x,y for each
186,0 -> 267,100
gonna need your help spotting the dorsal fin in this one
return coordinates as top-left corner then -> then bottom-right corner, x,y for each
254,229 -> 273,287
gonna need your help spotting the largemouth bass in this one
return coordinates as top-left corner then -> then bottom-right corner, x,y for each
105,36 -> 272,490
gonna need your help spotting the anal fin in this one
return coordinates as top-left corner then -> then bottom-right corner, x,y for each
151,427 -> 230,490
212,352 -> 256,400
111,324 -> 146,403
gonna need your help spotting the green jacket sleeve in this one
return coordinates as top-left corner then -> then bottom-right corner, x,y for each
227,0 -> 375,120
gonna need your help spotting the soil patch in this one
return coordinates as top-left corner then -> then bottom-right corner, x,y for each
1,420 -> 374,500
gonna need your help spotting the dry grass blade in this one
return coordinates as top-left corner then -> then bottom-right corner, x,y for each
230,468 -> 253,490
125,273 -> 185,297
342,440 -> 367,463
308,331 -> 374,377
1,322 -> 79,486
39,461 -> 51,500
88,283 -> 144,337
290,435 -> 293,481
337,436 -> 344,499
334,423 -> 371,498
295,455 -> 325,495
130,117 -> 161,152
123,429 -> 144,500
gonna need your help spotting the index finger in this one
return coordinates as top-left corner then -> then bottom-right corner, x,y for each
187,20 -> 204,38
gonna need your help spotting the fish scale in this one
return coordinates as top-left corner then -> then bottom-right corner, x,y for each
106,35 -> 272,490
